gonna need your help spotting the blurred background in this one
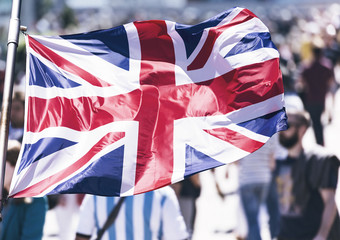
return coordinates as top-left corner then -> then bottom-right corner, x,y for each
1,0 -> 340,91
1,0 -> 340,94
1,0 -> 340,240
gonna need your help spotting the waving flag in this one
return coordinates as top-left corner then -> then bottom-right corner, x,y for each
9,7 -> 287,198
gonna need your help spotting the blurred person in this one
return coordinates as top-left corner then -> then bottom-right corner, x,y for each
0,68 -> 4,107
300,44 -> 335,146
51,194 -> 83,240
75,186 -> 188,240
273,108 -> 340,240
237,134 -> 279,240
172,174 -> 201,239
266,92 -> 303,239
9,90 -> 25,142
334,56 -> 340,87
265,168 -> 281,239
1,140 -> 48,240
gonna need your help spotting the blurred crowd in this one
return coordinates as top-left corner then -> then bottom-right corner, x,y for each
0,1 -> 340,240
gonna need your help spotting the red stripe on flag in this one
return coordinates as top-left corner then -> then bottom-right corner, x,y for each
133,20 -> 176,194
204,127 -> 264,153
187,31 -> 216,71
27,90 -> 141,133
28,35 -> 112,87
11,132 -> 124,198
206,58 -> 283,113
187,8 -> 256,71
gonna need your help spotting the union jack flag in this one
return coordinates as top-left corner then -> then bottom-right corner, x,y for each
9,7 -> 287,198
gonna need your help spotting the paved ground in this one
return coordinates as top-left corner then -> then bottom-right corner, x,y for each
43,88 -> 340,240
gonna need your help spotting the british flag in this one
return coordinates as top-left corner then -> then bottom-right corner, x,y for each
9,7 -> 287,198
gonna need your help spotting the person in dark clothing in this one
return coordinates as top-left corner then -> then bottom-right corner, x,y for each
300,46 -> 335,146
274,109 -> 340,240
173,175 -> 201,239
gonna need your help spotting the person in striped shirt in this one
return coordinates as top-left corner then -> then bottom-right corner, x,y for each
237,134 -> 280,240
75,186 -> 188,240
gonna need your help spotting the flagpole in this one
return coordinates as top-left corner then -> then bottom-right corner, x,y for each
0,0 -> 22,220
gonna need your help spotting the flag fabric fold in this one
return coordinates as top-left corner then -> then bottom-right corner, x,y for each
9,7 -> 287,198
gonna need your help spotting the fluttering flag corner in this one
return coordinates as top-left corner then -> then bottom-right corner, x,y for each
9,7 -> 288,198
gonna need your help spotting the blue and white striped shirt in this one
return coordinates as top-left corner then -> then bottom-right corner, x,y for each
76,186 -> 188,240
